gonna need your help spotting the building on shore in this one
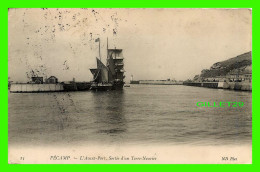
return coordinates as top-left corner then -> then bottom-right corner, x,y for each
226,65 -> 252,82
31,77 -> 43,84
45,76 -> 58,84
193,65 -> 252,83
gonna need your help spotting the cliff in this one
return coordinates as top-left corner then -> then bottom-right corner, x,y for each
199,51 -> 252,78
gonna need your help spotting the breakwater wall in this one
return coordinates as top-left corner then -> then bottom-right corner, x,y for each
131,80 -> 183,85
10,83 -> 64,93
183,82 -> 251,91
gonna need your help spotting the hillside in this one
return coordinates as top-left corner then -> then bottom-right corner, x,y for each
200,51 -> 252,78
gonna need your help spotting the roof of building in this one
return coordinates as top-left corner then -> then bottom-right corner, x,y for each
48,76 -> 58,79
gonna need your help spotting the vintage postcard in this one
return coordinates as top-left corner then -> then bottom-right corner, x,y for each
8,8 -> 252,164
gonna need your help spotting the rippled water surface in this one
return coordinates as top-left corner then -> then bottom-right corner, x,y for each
8,85 -> 252,146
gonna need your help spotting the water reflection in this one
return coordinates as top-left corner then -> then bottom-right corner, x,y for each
91,90 -> 127,141
8,85 -> 252,146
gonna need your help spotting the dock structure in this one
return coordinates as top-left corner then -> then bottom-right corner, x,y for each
183,81 -> 252,91
10,83 -> 64,93
9,75 -> 91,93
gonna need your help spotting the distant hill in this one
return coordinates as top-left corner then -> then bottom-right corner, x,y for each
200,51 -> 252,78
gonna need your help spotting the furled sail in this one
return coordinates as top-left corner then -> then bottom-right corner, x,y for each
108,49 -> 123,59
106,49 -> 125,82
107,57 -> 116,76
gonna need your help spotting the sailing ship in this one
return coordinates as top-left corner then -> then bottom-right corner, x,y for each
89,38 -> 125,91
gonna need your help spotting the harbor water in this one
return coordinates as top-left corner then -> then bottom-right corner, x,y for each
8,85 -> 252,147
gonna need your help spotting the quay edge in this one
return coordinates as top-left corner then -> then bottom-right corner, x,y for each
183,81 -> 252,91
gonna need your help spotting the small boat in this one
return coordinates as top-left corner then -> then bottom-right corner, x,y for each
124,85 -> 130,87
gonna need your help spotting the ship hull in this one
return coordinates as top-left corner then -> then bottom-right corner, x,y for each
90,86 -> 112,91
76,82 -> 91,91
112,81 -> 125,90
62,82 -> 91,91
90,83 -> 113,91
90,82 -> 124,91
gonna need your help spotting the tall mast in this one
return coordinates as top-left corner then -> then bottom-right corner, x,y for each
107,37 -> 108,59
99,39 -> 101,61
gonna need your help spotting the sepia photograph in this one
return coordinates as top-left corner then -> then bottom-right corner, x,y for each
8,8 -> 252,164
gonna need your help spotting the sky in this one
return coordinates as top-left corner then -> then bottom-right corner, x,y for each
8,8 -> 252,82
